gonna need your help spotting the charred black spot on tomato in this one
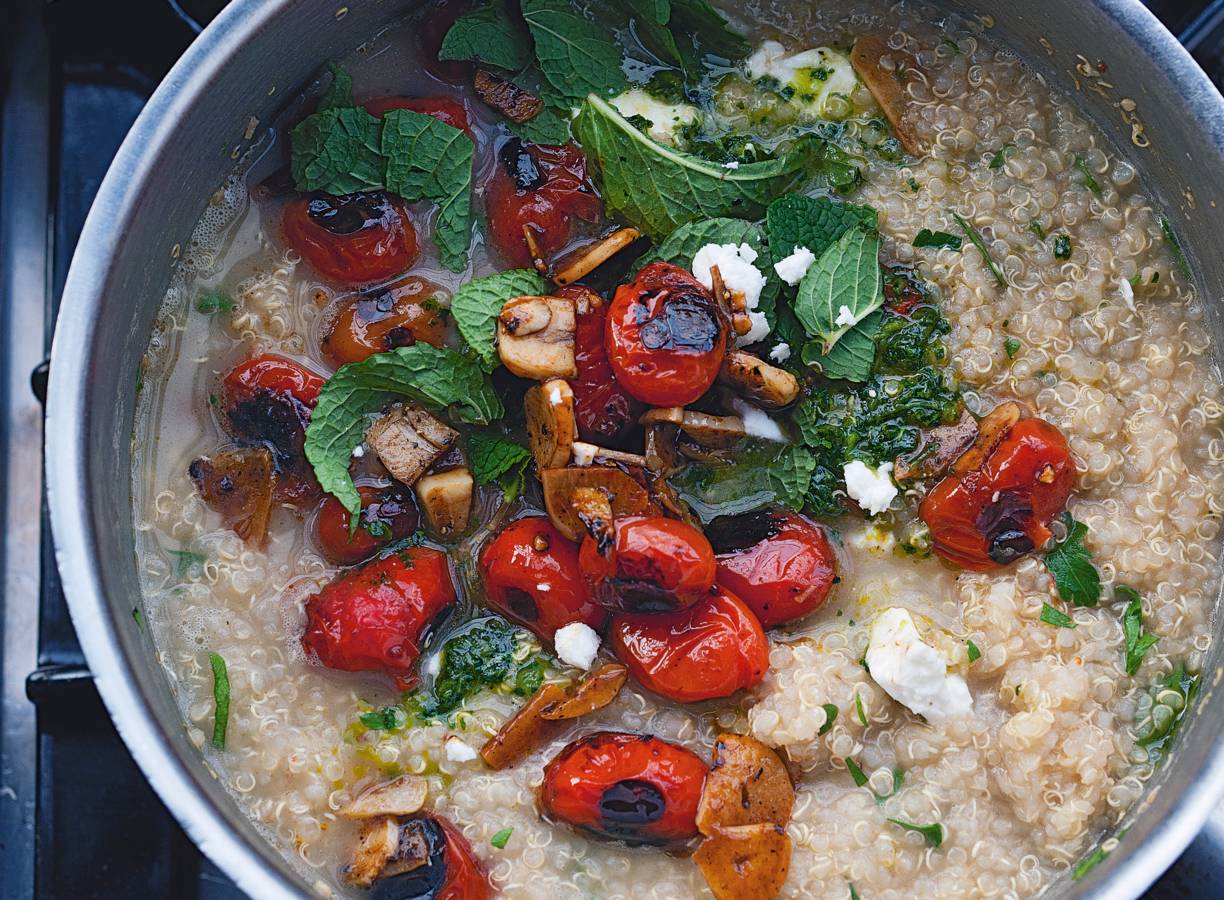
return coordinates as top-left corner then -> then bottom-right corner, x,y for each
381,325 -> 416,350
598,779 -> 666,838
225,393 -> 310,477
635,292 -> 722,354
706,511 -> 786,555
369,817 -> 447,900
503,587 -> 539,622
976,490 -> 1036,564
597,577 -> 684,613
498,138 -> 547,191
307,192 -> 396,236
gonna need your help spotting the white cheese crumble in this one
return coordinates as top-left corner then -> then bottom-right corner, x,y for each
866,608 -> 972,722
745,41 -> 859,120
730,397 -> 787,443
423,653 -> 441,679
724,160 -> 740,170
773,246 -> 816,286
554,622 -> 600,670
571,441 -> 598,467
769,341 -> 792,363
834,304 -> 857,327
444,736 -> 479,762
842,460 -> 898,516
691,242 -> 769,346
610,89 -> 699,146
351,444 -> 365,458
846,522 -> 897,555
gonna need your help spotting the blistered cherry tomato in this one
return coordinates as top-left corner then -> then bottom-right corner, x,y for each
486,139 -> 601,267
370,814 -> 491,900
610,588 -> 768,703
302,547 -> 455,688
709,510 -> 838,629
282,192 -> 418,285
362,96 -> 473,138
578,516 -> 716,613
322,277 -> 450,366
568,287 -> 643,445
314,484 -> 420,566
919,417 -> 1076,571
480,517 -> 606,642
606,261 -> 727,407
221,354 -> 326,506
539,732 -> 707,845
417,0 -> 476,81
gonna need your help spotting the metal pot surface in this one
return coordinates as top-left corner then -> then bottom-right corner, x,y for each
44,1 -> 1224,897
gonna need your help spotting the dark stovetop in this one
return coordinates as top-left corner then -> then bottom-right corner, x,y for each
2,0 -> 1224,897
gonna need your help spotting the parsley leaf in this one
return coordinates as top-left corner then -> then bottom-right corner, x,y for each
794,226 -> 883,354
1074,155 -> 1102,196
988,144 -> 1014,169
195,292 -> 235,314
360,706 -> 408,730
290,106 -> 385,195
1053,233 -> 1072,260
887,818 -> 944,848
913,229 -> 962,250
304,344 -> 502,519
522,0 -> 627,102
468,434 -> 532,501
1117,585 -> 1159,676
490,827 -> 514,849
318,62 -> 353,111
1004,337 -> 1021,359
209,652 -> 230,750
439,2 -> 533,71
818,703 -> 839,735
951,211 -> 1006,287
1043,513 -> 1101,607
450,269 -> 550,370
1040,602 -> 1076,628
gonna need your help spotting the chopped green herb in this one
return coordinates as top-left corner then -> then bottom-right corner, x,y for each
951,211 -> 1006,287
1004,337 -> 1021,359
845,756 -> 869,787
132,606 -> 144,630
1118,585 -> 1159,676
1028,220 -> 1046,239
1074,156 -> 1102,196
1136,664 -> 1199,755
940,37 -> 961,54
966,639 -> 981,663
195,292 -> 235,314
906,176 -> 920,192
1040,602 -> 1076,629
490,827 -> 514,849
1053,233 -> 1072,260
848,883 -> 861,900
887,818 -> 944,848
818,703 -> 839,735
168,548 -> 207,579
1044,514 -> 1101,607
855,690 -> 868,726
988,144 -> 1014,169
360,706 -> 408,731
209,652 -> 230,750
1159,215 -> 1193,280
913,229 -> 962,250
1072,846 -> 1109,880
362,519 -> 392,540
513,658 -> 547,697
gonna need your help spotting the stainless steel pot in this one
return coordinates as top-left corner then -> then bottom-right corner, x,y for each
44,1 -> 1224,896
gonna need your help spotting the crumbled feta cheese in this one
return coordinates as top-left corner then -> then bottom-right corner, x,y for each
724,160 -> 740,170
536,583 -> 551,593
571,442 -> 598,467
691,242 -> 769,347
444,736 -> 479,762
554,622 -> 600,670
731,397 -> 787,443
842,460 -> 898,516
423,653 -> 441,679
745,41 -> 859,120
351,445 -> 365,458
610,89 -> 699,146
834,304 -> 857,327
866,608 -> 972,722
773,246 -> 816,286
1118,277 -> 1136,314
769,341 -> 792,363
548,383 -> 565,404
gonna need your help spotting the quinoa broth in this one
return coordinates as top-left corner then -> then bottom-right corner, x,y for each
132,2 -> 1224,897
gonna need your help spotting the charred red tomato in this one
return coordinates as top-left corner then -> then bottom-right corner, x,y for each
322,277 -> 449,366
606,262 -> 727,407
367,814 -> 491,900
361,96 -> 473,138
610,588 -> 768,703
282,192 -> 418,285
480,517 -> 606,642
709,510 -> 838,629
220,355 -> 326,507
486,139 -> 601,268
920,417 -> 1076,571
567,287 -> 643,445
578,516 -> 716,613
314,484 -> 420,566
302,547 -> 455,688
539,732 -> 707,845
416,0 -> 476,82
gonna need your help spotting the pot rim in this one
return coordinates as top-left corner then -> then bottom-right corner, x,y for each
44,0 -> 1224,898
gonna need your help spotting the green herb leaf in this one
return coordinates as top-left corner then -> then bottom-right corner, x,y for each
766,193 -> 877,262
1028,220 -> 1045,239
318,62 -> 354,111
573,94 -> 848,240
1053,233 -> 1072,261
514,658 -> 547,696
855,690 -> 868,726
510,103 -> 574,144
439,2 -> 533,70
132,606 -> 144,630
1044,513 -> 1101,607
1072,846 -> 1109,881
1074,156 -> 1102,196
290,105 -> 386,195
209,652 -> 230,750
195,292 -> 235,314
1004,337 -> 1020,359
522,0 -> 627,102
848,883 -> 861,900
794,226 -> 883,353
1159,215 -> 1193,280
1039,602 -> 1077,628
412,619 -> 521,718
988,144 -> 1014,169
818,703 -> 839,735
804,310 -> 883,383
490,827 -> 514,849
768,445 -> 817,510
966,639 -> 981,663
951,211 -> 1006,287
668,0 -> 749,73
913,229 -> 962,250
168,548 -> 207,579
845,756 -> 869,787
1118,585 -> 1159,676
887,818 -> 944,848
468,433 -> 532,501
305,344 -> 502,518
450,269 -> 550,370
360,706 -> 408,730
381,109 -> 475,271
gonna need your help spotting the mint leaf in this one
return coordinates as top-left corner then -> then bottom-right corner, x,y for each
887,818 -> 944,848
794,226 -> 883,353
803,309 -> 883,382
468,433 -> 532,500
913,229 -> 962,250
304,345 -> 503,518
1043,513 -> 1101,607
209,652 -> 230,750
381,109 -> 475,272
625,0 -> 683,67
318,62 -> 353,111
1040,602 -> 1076,628
669,0 -> 748,72
522,0 -> 627,102
450,269 -> 550,370
766,194 -> 877,262
768,445 -> 816,510
439,2 -> 533,70
573,94 -> 835,240
290,106 -> 385,195
510,103 -> 573,144
1118,585 -> 1159,676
